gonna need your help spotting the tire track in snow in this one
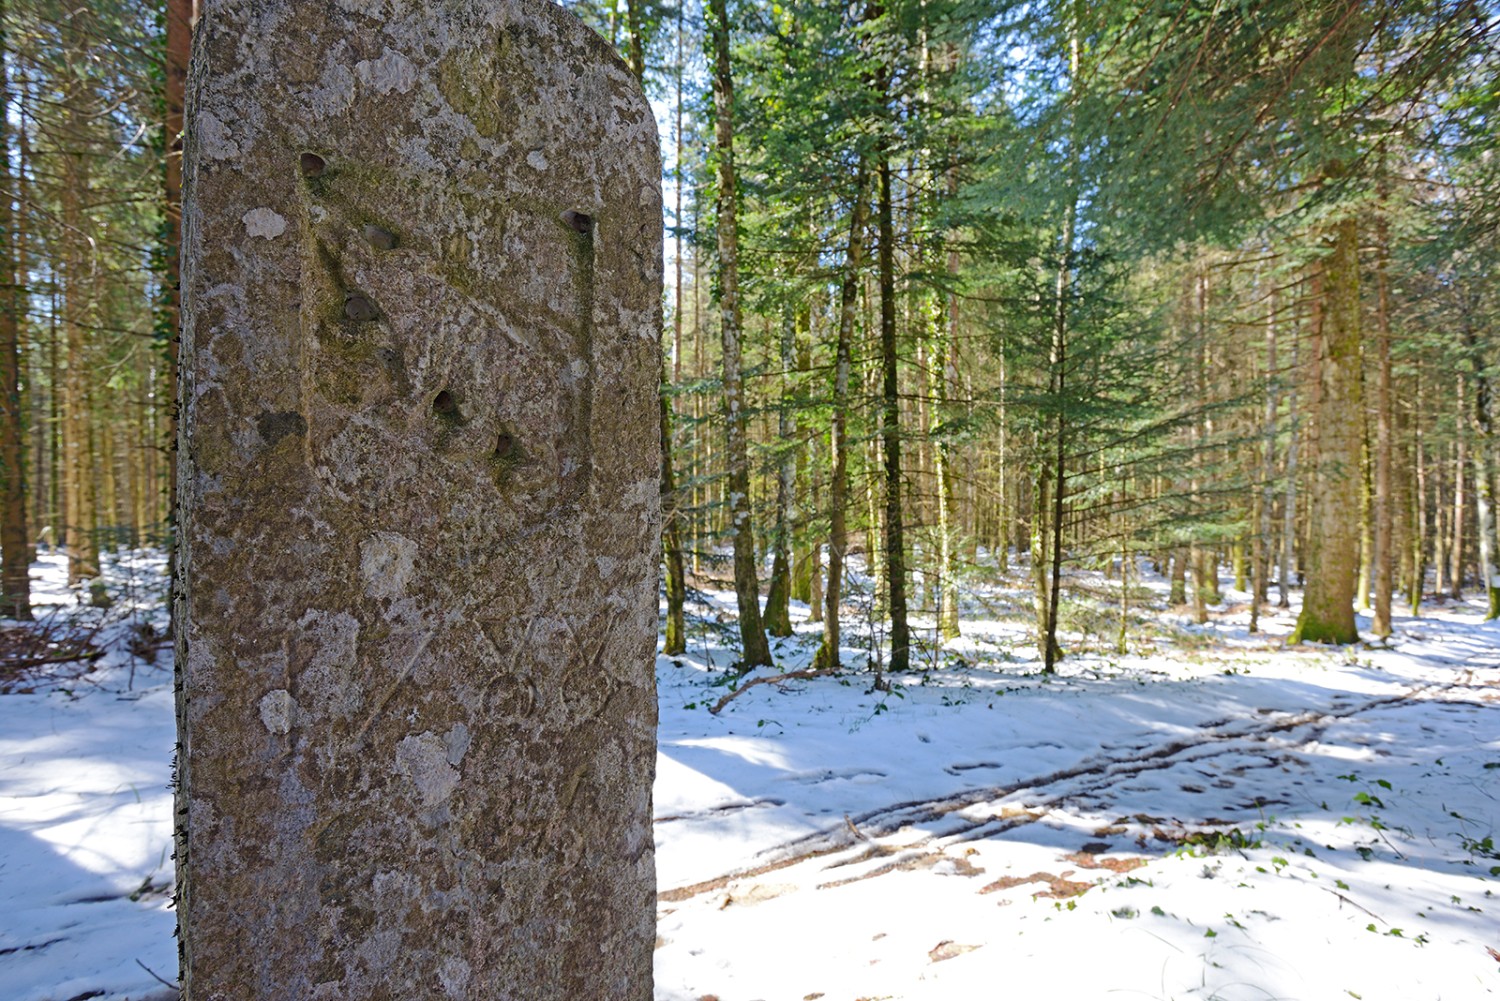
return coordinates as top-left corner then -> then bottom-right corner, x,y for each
659,676 -> 1494,902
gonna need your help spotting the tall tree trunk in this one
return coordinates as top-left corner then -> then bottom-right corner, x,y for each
657,7 -> 686,657
1372,213 -> 1394,636
1279,304 -> 1301,609
1031,466 -> 1058,663
1357,433 -> 1373,610
930,156 -> 962,642
0,34 -> 29,619
813,162 -> 869,669
876,149 -> 910,673
1252,275 -> 1279,631
1462,320 -> 1500,619
1451,380 -> 1466,599
792,316 -> 819,616
708,0 -> 771,668
762,304 -> 796,637
1043,18 -> 1081,672
1292,216 -> 1362,644
624,0 -> 646,78
1190,271 -> 1209,625
165,0 -> 192,606
660,385 -> 687,656
1410,369 -> 1427,614
62,42 -> 99,585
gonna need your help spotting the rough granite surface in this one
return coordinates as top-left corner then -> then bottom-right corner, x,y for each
174,2 -> 662,997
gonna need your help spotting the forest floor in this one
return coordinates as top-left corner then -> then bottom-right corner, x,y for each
1,550 -> 1498,1000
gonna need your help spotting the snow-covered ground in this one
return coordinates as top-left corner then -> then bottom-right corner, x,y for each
3,551 -> 1498,1000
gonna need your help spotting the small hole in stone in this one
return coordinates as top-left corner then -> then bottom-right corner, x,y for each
433,390 -> 459,417
363,224 -> 398,251
344,293 -> 378,322
494,433 -> 515,458
301,152 -> 326,177
561,210 -> 592,234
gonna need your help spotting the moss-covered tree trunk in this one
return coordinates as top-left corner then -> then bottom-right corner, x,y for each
1292,216 -> 1362,644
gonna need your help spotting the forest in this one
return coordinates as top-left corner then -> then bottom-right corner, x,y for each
0,0 -> 1497,662
2,1 -> 1499,999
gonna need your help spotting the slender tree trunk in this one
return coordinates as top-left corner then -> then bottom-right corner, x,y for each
660,384 -> 687,656
1462,320 -> 1500,619
1252,275 -> 1279,630
1190,272 -> 1209,625
1357,433 -> 1373,610
708,0 -> 771,667
1411,369 -> 1428,614
813,162 -> 870,670
1372,213 -> 1394,636
1042,19 -> 1083,671
1292,217 -> 1362,644
165,0 -> 192,609
657,9 -> 687,657
792,310 -> 818,613
62,50 -> 99,585
1451,381 -> 1466,599
877,149 -> 910,672
1116,535 -> 1130,654
762,304 -> 796,637
1279,313 -> 1301,610
1031,466 -> 1058,663
1434,477 -> 1448,594
0,36 -> 29,619
930,158 -> 962,642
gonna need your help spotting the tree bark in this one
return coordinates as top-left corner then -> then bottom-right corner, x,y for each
657,5 -> 686,657
930,152 -> 962,642
0,35 -> 30,619
877,150 -> 910,673
813,162 -> 869,669
1292,216 -> 1362,644
1451,379 -> 1466,599
708,0 -> 771,667
165,0 -> 193,606
762,305 -> 796,637
1462,319 -> 1500,619
1251,274 -> 1279,632
1372,213 -> 1394,636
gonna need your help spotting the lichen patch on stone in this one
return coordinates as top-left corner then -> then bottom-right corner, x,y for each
242,208 -> 288,239
395,731 -> 461,808
355,48 -> 418,95
359,531 -> 418,599
259,689 -> 296,734
197,111 -> 240,160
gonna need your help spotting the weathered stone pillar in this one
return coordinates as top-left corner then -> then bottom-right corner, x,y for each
174,3 -> 661,997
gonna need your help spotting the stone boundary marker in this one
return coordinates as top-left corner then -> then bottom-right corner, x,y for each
175,2 -> 661,996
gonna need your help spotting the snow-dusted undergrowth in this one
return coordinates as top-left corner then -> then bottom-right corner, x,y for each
2,551 -> 1497,1000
